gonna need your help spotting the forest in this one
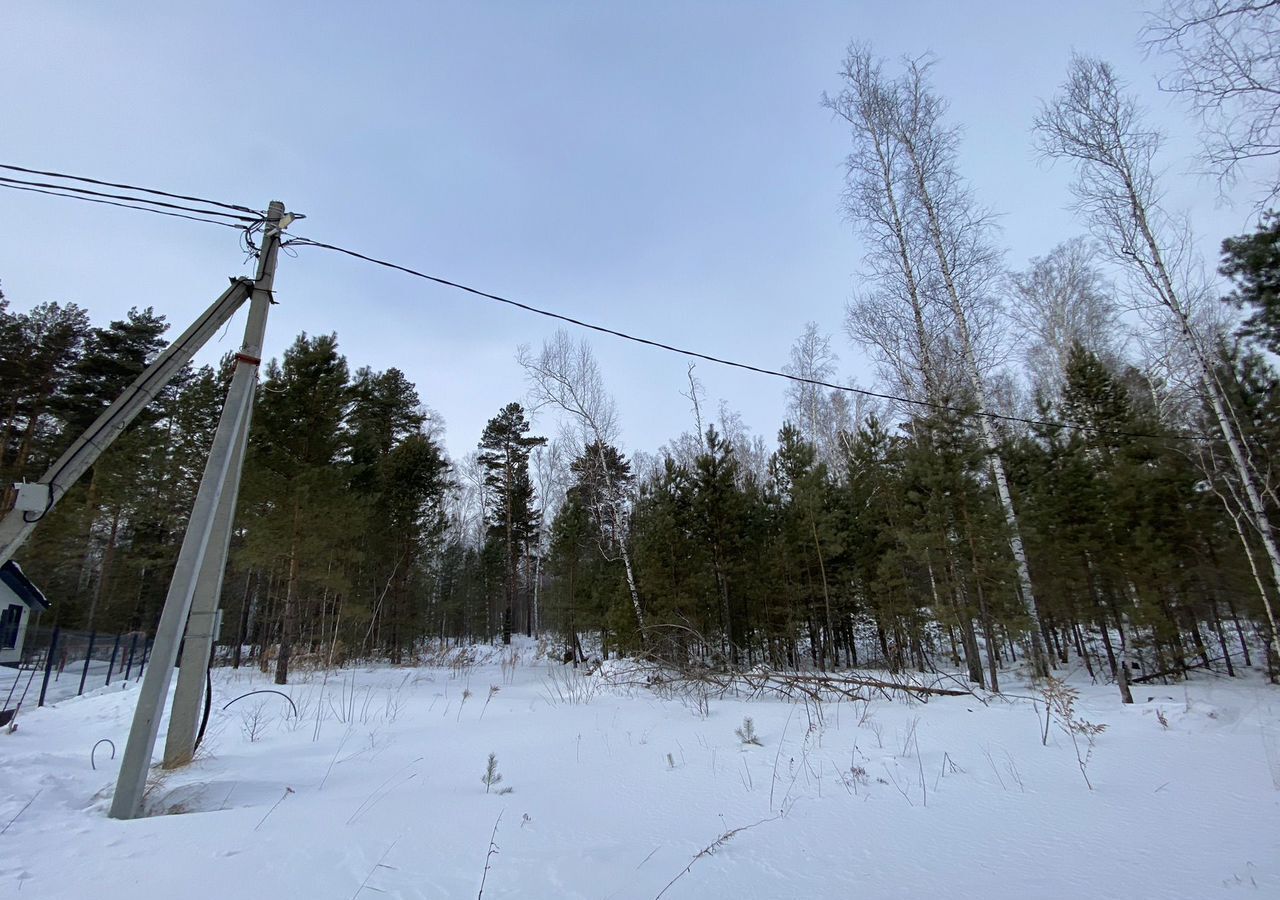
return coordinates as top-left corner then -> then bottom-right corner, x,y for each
5,37 -> 1280,698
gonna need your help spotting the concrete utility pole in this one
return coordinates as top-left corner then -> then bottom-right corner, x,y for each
110,201 -> 286,820
162,206 -> 283,768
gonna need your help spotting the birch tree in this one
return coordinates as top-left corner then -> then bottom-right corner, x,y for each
783,323 -> 850,466
1036,53 -> 1280,651
518,330 -> 645,632
825,50 -> 950,411
829,47 -> 1050,674
1145,0 -> 1280,204
1009,237 -> 1123,400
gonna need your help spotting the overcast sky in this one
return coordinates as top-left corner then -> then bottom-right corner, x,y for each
1,2 -> 1268,461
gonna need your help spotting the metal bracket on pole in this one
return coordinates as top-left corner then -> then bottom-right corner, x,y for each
109,200 -> 287,819
0,278 -> 254,568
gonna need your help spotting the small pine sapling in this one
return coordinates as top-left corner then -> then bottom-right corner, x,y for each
735,717 -> 762,746
482,752 -> 513,794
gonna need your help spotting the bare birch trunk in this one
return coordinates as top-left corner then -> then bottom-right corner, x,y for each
897,105 -> 1050,676
1036,55 -> 1280,655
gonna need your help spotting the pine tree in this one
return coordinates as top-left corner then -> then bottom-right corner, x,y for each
630,457 -> 702,661
242,333 -> 353,684
349,366 -> 427,490
834,416 -> 904,671
1221,212 -> 1280,354
0,301 -> 91,480
50,307 -> 168,437
368,432 -> 451,661
769,424 -> 839,669
692,426 -> 748,665
477,402 -> 545,644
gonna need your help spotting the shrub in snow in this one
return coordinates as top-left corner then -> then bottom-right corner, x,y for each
1039,676 -> 1107,790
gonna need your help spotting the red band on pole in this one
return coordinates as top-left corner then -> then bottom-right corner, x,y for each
233,352 -> 262,367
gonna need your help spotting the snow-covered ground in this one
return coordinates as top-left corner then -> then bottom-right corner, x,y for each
2,642 -> 1278,899
1,659 -> 136,709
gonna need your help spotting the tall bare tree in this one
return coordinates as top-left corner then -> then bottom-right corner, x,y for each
518,330 -> 644,632
1145,0 -> 1280,204
1036,53 -> 1280,650
783,322 -> 845,465
826,50 -> 951,411
830,47 -> 1049,674
1009,237 -> 1123,400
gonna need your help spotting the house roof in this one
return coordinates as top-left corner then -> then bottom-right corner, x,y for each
0,561 -> 49,610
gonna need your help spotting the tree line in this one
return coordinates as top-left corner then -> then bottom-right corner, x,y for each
5,10 -> 1280,690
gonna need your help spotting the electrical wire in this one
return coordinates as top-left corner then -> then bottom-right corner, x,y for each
0,162 -> 261,215
0,162 -> 1211,444
2,172 -> 264,516
286,235 -> 1207,443
0,175 -> 257,222
0,182 -> 247,230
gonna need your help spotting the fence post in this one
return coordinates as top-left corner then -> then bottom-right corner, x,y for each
136,636 -> 152,679
123,633 -> 139,681
37,627 -> 60,707
106,634 -> 122,686
78,630 -> 98,696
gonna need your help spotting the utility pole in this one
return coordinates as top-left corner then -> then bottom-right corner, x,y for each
162,204 -> 283,767
110,201 -> 287,819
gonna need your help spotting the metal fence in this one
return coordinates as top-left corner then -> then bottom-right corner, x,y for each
0,625 -> 152,719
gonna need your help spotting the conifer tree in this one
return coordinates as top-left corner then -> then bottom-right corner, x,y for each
769,424 -> 838,668
0,301 -> 90,480
243,333 -> 353,684
1221,212 -> 1280,353
692,426 -> 748,664
478,402 -> 545,644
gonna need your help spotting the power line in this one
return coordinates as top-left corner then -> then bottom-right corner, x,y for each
0,182 -> 249,230
0,162 -> 262,216
0,163 -> 1209,443
0,175 -> 257,222
287,235 -> 1203,443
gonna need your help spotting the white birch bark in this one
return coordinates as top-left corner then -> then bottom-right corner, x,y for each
1037,54 -> 1280,648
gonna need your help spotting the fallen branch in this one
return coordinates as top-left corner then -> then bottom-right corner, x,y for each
654,814 -> 781,900
254,786 -> 294,831
1,789 -> 41,836
1129,653 -> 1236,685
616,663 -> 973,704
743,670 -> 971,701
477,811 -> 503,900
351,837 -> 399,900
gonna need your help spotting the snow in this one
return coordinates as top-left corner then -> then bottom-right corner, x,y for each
1,659 -> 133,709
2,642 -> 1278,899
